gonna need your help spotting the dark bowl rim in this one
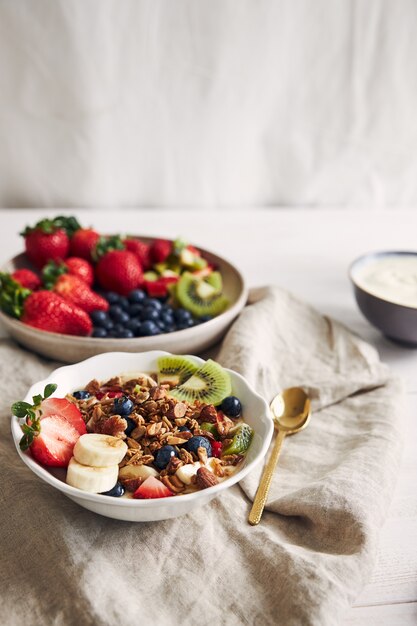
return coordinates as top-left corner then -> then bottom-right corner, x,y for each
349,249 -> 417,312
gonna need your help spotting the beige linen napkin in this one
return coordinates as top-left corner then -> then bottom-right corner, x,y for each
0,287 -> 402,626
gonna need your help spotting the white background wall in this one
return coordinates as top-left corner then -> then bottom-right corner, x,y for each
0,0 -> 416,209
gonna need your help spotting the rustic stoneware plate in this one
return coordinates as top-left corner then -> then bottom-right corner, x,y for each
0,239 -> 248,362
11,351 -> 273,522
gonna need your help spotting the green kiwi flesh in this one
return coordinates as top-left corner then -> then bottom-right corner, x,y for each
176,272 -> 228,318
170,359 -> 232,405
157,356 -> 198,386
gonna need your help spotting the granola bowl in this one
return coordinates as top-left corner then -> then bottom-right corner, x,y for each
11,351 -> 273,522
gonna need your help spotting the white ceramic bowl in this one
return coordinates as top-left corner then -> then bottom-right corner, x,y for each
11,351 -> 273,522
1,241 -> 248,363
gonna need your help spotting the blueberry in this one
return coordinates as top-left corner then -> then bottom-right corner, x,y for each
199,315 -> 213,323
124,416 -> 136,436
161,305 -> 174,316
116,329 -> 134,339
126,318 -> 142,332
141,307 -> 160,322
174,308 -> 192,323
128,304 -> 143,317
104,292 -> 120,304
118,296 -> 130,311
92,327 -> 108,338
100,317 -> 114,330
154,445 -> 178,470
72,390 -> 91,400
156,320 -> 167,331
110,307 -> 130,324
220,396 -> 242,418
90,310 -> 108,325
101,482 -> 125,497
177,319 -> 195,330
139,320 -> 161,336
184,436 -> 212,457
128,289 -> 146,304
146,298 -> 162,311
178,425 -> 190,432
160,311 -> 174,325
114,396 -> 134,416
107,330 -> 119,338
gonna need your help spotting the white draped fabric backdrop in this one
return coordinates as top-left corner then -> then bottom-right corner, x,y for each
0,0 -> 416,209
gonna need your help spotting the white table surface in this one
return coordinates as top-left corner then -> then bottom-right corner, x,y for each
1,208 -> 416,625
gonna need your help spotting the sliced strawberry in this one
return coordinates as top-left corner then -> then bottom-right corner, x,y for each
30,414 -> 80,467
40,398 -> 86,435
133,475 -> 173,499
211,440 -> 223,458
192,265 -> 215,278
150,239 -> 172,264
145,276 -> 178,298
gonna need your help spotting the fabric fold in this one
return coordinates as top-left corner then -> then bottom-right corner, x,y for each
0,286 -> 403,626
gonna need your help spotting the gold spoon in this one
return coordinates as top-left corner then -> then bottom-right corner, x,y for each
248,387 -> 311,526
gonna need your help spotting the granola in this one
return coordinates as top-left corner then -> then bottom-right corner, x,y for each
69,371 -> 254,498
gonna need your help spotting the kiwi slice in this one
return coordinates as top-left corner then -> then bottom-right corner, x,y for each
205,271 -> 222,292
222,423 -> 253,455
157,356 -> 198,386
176,272 -> 228,318
170,359 -> 232,405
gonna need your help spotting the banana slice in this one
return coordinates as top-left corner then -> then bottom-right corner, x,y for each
73,434 -> 128,468
118,464 -> 159,481
175,462 -> 203,485
66,457 -> 119,493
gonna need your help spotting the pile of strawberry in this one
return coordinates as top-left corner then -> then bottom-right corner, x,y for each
0,216 -> 206,337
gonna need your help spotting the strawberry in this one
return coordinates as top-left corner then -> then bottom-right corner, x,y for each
12,382 -> 82,467
124,238 -> 151,270
30,415 -> 80,467
96,250 -> 143,296
11,269 -> 41,291
42,257 -> 94,289
211,440 -> 223,459
133,475 -> 173,499
70,228 -> 100,261
150,239 -> 172,264
64,257 -> 94,286
22,291 -> 92,335
40,398 -> 87,435
144,276 -> 178,298
22,221 -> 70,269
53,274 -> 108,313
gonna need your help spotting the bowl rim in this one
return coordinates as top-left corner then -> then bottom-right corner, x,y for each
10,350 -> 273,508
0,242 -> 248,343
349,249 -> 417,311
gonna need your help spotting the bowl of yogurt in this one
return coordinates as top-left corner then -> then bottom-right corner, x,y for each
350,251 -> 417,345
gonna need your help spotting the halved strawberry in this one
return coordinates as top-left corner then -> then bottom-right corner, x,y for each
30,414 -> 80,467
40,398 -> 86,435
145,276 -> 178,298
133,475 -> 173,499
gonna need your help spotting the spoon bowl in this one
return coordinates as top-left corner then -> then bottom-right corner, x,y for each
270,387 -> 311,433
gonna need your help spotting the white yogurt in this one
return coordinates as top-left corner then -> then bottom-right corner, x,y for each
354,254 -> 417,308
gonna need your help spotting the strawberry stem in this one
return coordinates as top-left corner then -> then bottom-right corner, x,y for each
0,272 -> 31,318
42,261 -> 68,289
20,216 -> 81,237
93,235 -> 125,261
12,383 -> 58,450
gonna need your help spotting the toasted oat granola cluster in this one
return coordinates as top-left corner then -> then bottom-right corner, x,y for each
69,373 -> 248,497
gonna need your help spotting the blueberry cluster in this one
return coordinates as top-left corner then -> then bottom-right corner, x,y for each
90,289 -> 211,339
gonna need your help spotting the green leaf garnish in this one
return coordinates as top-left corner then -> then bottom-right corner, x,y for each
12,383 -> 58,451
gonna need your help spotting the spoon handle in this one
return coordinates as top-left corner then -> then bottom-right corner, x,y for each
248,429 -> 286,526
